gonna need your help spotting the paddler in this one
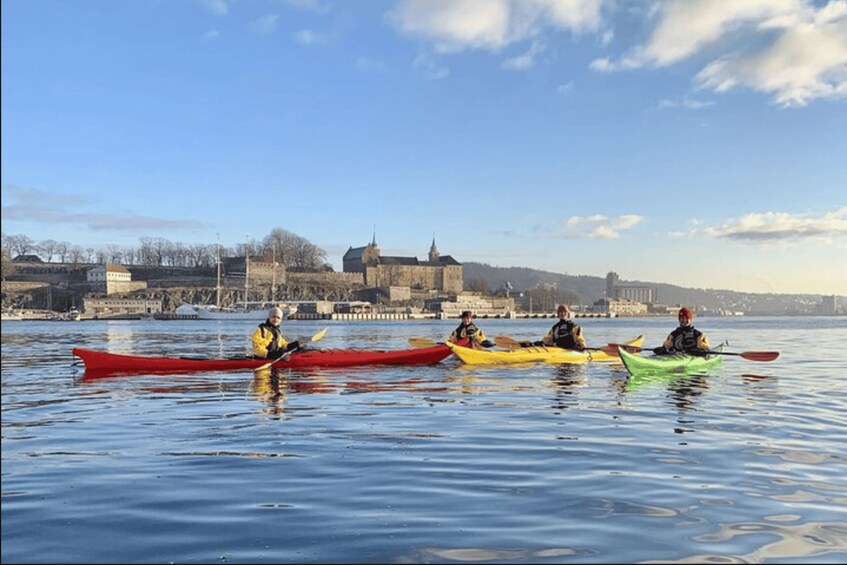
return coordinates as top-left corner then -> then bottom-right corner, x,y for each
541,304 -> 587,350
653,307 -> 710,355
252,306 -> 301,359
448,310 -> 494,349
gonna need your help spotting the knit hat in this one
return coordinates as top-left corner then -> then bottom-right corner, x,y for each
269,306 -> 284,319
678,307 -> 694,319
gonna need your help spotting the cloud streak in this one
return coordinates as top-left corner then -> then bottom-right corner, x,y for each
2,184 -> 213,233
699,207 -> 847,242
558,214 -> 644,240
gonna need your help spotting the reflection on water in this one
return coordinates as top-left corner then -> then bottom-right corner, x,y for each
2,317 -> 846,563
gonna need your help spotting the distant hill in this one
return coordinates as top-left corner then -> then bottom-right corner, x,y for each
462,262 -> 842,315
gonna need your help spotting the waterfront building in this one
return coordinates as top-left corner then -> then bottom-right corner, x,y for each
343,237 -> 463,294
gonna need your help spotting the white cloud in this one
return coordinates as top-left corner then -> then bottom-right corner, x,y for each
252,14 -> 280,35
658,96 -> 715,109
558,214 -> 643,239
412,52 -> 450,79
701,207 -> 847,242
294,29 -> 326,45
557,80 -> 575,94
501,40 -> 546,70
386,0 -> 602,53
199,0 -> 228,16
695,5 -> 847,106
203,29 -> 221,40
595,0 -> 847,106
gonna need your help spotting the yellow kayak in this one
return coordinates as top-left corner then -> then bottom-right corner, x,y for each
446,336 -> 644,365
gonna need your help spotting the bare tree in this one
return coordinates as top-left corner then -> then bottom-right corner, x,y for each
56,241 -> 69,263
263,228 -> 327,271
68,245 -> 86,265
105,244 -> 124,264
40,239 -> 58,262
8,234 -> 35,257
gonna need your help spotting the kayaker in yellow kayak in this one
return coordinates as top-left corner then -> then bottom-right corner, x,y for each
252,306 -> 302,359
448,310 -> 494,349
653,307 -> 710,355
541,304 -> 587,350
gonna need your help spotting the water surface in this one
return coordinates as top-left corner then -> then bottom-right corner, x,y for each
2,316 -> 846,563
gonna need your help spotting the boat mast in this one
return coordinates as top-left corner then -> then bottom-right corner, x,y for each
271,241 -> 277,301
215,234 -> 222,308
244,235 -> 249,309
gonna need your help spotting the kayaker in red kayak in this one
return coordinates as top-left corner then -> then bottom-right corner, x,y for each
448,310 -> 494,349
653,307 -> 711,355
252,306 -> 302,359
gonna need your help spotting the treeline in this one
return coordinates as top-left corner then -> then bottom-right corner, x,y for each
1,228 -> 332,273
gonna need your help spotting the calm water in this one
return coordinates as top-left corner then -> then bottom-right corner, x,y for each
2,316 -> 846,564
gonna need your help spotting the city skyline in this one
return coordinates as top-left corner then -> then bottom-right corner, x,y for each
2,1 -> 846,295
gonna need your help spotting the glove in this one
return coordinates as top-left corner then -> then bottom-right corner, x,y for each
519,341 -> 533,348
268,349 -> 286,359
481,340 -> 494,348
652,347 -> 666,355
286,341 -> 301,352
533,341 -> 545,347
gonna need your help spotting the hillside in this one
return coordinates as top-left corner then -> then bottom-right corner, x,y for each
462,262 -> 840,315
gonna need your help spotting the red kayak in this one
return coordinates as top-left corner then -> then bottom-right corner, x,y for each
73,345 -> 454,379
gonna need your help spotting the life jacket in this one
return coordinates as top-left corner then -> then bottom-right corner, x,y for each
551,319 -> 579,349
258,321 -> 283,356
453,322 -> 481,342
668,326 -> 703,352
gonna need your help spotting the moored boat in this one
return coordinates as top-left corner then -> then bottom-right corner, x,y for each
73,344 -> 452,379
617,345 -> 723,376
446,336 -> 644,365
190,302 -> 298,321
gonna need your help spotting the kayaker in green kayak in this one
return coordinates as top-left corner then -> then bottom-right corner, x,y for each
448,310 -> 494,349
252,306 -> 302,359
653,307 -> 710,355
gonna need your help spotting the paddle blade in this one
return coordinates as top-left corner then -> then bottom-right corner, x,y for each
494,335 -> 520,349
408,337 -> 437,349
608,343 -> 646,354
309,327 -> 329,344
740,351 -> 780,362
601,344 -> 621,356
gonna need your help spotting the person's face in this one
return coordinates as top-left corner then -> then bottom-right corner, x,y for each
462,314 -> 472,323
270,314 -> 281,325
558,309 -> 567,318
679,313 -> 692,326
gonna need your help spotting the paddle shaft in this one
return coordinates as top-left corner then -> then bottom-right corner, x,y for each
257,327 -> 328,370
494,334 -> 605,352
606,343 -> 779,362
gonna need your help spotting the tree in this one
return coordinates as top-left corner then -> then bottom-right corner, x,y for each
262,228 -> 327,271
40,239 -> 58,262
8,234 -> 35,257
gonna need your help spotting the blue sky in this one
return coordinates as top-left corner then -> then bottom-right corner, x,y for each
2,0 -> 846,296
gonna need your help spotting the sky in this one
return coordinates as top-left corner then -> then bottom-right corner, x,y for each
2,0 -> 846,296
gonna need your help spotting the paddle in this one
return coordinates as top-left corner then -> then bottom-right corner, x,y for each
408,337 -> 487,349
603,343 -> 779,362
255,327 -> 329,371
494,335 -> 607,352
408,337 -> 442,349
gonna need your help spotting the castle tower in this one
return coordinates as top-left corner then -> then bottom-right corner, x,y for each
428,237 -> 440,263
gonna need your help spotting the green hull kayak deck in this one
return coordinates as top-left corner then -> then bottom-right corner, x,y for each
618,345 -> 723,377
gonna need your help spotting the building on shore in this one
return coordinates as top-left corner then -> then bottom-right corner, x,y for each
606,271 -> 656,303
343,237 -> 463,294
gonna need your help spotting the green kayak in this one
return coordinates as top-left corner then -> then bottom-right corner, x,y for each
618,345 -> 723,377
